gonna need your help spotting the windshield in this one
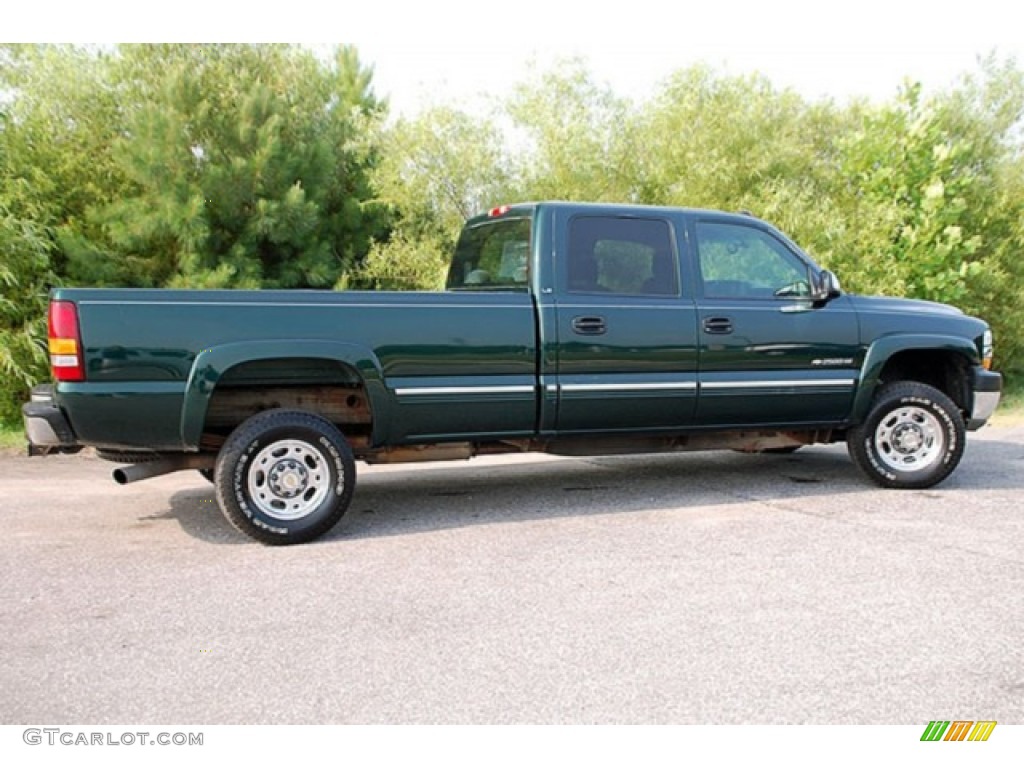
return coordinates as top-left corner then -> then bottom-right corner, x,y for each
446,217 -> 532,291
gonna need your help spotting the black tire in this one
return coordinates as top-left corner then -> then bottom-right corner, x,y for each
214,409 -> 356,545
847,381 -> 965,489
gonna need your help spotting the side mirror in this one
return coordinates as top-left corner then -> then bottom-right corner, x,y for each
811,269 -> 841,302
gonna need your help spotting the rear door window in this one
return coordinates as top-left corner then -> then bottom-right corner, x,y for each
566,217 -> 679,297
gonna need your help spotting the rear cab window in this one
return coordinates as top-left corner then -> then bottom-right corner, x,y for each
447,213 -> 533,291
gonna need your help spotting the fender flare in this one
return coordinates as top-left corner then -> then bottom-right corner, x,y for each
850,334 -> 979,423
179,339 -> 388,450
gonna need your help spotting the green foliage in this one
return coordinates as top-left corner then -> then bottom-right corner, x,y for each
1,44 -> 388,291
2,45 -> 1024,401
0,207 -> 54,425
636,67 -> 840,209
0,45 -> 127,238
505,60 -> 639,202
832,73 -> 1024,372
355,232 -> 448,291
358,104 -> 514,290
375,105 -> 511,234
82,44 -> 388,289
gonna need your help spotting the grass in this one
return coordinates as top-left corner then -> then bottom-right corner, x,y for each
0,423 -> 25,454
989,379 -> 1024,427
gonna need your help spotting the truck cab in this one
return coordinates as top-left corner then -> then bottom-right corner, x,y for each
450,203 -> 858,434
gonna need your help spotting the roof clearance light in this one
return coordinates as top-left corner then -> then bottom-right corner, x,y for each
488,205 -> 511,217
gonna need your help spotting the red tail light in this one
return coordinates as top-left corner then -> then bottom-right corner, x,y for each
48,300 -> 86,382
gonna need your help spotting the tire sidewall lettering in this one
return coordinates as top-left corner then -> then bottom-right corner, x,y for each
214,410 -> 357,543
853,383 -> 966,489
227,425 -> 346,537
318,435 -> 348,495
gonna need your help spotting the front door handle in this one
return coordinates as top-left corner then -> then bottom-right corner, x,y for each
572,316 -> 607,335
703,316 -> 733,334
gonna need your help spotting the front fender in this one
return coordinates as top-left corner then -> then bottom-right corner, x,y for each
850,334 -> 979,423
179,339 -> 387,450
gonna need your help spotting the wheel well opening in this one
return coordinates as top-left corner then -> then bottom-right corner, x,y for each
878,350 -> 970,413
201,358 -> 372,451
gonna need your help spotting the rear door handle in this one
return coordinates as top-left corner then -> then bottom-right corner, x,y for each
572,316 -> 607,335
703,316 -> 733,334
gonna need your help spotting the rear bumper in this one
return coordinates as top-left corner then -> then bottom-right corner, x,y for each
22,384 -> 82,456
967,367 -> 1002,430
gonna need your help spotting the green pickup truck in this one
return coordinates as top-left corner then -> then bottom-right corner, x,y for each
24,202 -> 1003,544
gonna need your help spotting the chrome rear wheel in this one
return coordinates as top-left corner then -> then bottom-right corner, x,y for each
214,409 -> 356,545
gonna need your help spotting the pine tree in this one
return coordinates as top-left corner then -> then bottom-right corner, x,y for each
65,44 -> 388,289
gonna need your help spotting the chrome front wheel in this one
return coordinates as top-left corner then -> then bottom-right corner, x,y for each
872,405 -> 946,473
848,381 -> 965,489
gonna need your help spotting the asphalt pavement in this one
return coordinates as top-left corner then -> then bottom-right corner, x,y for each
1,427 -> 1022,724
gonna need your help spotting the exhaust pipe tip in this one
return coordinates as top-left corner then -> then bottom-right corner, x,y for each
112,455 -> 215,485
